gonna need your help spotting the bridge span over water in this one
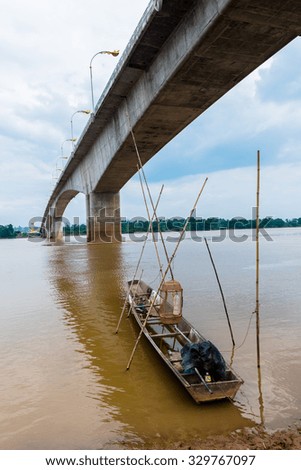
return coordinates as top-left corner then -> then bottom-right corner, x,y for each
43,0 -> 301,241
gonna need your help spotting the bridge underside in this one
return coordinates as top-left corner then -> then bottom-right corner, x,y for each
95,0 -> 301,193
44,0 -> 301,241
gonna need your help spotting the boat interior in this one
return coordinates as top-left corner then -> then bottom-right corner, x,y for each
129,280 -> 238,385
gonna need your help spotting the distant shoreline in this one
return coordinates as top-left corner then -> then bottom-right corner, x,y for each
1,219 -> 301,239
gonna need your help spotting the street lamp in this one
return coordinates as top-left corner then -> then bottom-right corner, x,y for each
89,50 -> 119,112
51,168 -> 61,187
55,164 -> 63,176
56,155 -> 67,173
70,110 -> 90,148
61,138 -> 77,159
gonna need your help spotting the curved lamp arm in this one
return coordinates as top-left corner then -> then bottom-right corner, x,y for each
70,110 -> 91,148
89,50 -> 119,112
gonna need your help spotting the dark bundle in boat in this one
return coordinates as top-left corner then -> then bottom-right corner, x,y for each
181,340 -> 227,381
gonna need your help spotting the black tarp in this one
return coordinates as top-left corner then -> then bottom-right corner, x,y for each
181,340 -> 227,380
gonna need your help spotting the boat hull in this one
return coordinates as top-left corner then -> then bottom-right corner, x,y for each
183,376 -> 242,403
127,279 -> 243,404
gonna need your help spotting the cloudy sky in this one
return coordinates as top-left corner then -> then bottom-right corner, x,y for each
1,0 -> 301,227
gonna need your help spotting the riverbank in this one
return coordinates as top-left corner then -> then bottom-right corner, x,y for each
125,426 -> 301,450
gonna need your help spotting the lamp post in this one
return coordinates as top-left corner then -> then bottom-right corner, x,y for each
56,155 -> 67,173
61,138 -> 77,159
70,110 -> 90,148
52,168 -> 61,187
89,50 -> 119,112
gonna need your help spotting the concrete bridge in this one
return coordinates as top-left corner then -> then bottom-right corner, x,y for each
43,0 -> 301,242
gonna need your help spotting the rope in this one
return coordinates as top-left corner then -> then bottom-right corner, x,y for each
148,271 -> 161,286
235,311 -> 255,351
222,310 -> 254,354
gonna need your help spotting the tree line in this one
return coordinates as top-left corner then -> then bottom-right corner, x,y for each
1,217 -> 301,238
0,224 -> 16,238
120,216 -> 301,233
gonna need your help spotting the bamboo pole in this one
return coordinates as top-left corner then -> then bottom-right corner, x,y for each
126,178 -> 208,370
115,185 -> 164,334
204,237 -> 235,346
127,127 -> 174,278
137,166 -> 163,279
255,150 -> 261,369
125,101 -> 173,278
136,156 -> 174,280
257,359 -> 265,424
255,152 -> 264,422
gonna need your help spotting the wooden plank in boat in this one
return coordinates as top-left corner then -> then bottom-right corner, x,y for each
150,331 -> 190,338
146,318 -> 163,324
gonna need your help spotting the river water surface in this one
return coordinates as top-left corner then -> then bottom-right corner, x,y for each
0,228 -> 300,449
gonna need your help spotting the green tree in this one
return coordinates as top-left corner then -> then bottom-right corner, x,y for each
0,224 -> 16,238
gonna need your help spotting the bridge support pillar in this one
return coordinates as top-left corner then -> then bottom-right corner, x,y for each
86,192 -> 121,243
47,208 -> 63,242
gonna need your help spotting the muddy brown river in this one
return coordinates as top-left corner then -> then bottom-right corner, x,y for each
0,228 -> 300,449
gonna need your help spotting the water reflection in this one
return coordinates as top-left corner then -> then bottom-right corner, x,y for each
47,239 -> 254,448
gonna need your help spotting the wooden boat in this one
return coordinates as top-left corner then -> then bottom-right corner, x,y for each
127,279 -> 243,403
28,229 -> 41,238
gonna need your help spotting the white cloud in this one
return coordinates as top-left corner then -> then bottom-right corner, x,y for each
0,0 -> 150,225
187,68 -> 301,159
1,1 -> 301,226
121,163 -> 301,220
148,38 -> 301,175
